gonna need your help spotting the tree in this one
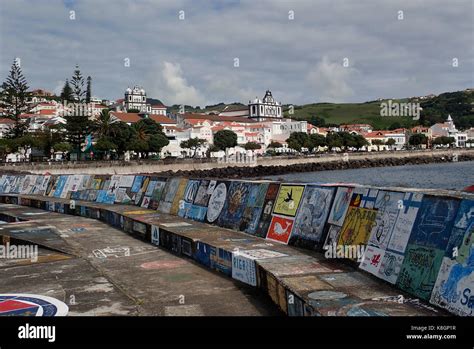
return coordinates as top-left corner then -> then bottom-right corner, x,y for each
432,136 -> 456,147
408,133 -> 428,148
110,121 -> 134,156
371,139 -> 385,151
85,76 -> 92,103
64,65 -> 93,158
129,118 -> 169,158
326,132 -> 343,151
180,138 -> 207,157
60,79 -> 73,102
148,134 -> 169,155
309,115 -> 326,127
243,142 -> 262,150
95,137 -> 117,159
353,134 -> 369,150
0,59 -> 30,138
386,138 -> 396,149
70,65 -> 85,102
268,141 -> 283,149
213,130 -> 237,150
93,109 -> 115,139
53,142 -> 73,160
286,132 -> 311,151
338,132 -> 358,150
309,134 -> 327,150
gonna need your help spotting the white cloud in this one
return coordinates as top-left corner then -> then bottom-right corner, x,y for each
154,61 -> 204,106
307,56 -> 356,103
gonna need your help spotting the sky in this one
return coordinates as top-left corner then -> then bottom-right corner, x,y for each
0,0 -> 472,107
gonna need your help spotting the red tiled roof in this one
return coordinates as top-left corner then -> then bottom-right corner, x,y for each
110,112 -> 141,123
0,118 -> 14,124
39,109 -> 56,115
149,115 -> 175,124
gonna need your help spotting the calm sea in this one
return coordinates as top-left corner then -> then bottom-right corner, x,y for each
262,161 -> 474,191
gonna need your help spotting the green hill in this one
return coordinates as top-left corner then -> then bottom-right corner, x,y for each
164,89 -> 474,130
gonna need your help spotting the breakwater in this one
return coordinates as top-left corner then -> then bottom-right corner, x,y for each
168,153 -> 474,179
1,173 -> 473,316
1,149 -> 472,176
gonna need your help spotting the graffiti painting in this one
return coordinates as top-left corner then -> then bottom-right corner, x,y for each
240,183 -> 269,235
327,187 -> 354,226
266,215 -> 295,244
255,183 -> 280,238
367,190 -> 405,250
359,245 -> 385,276
338,206 -> 378,248
290,185 -> 334,245
178,180 -> 200,217
377,250 -> 405,284
206,182 -> 227,223
430,199 -> 474,316
149,180 -> 167,210
158,178 -> 181,213
409,196 -> 460,251
170,178 -> 188,215
272,184 -> 305,217
387,192 -> 423,254
217,181 -> 250,229
397,244 -> 445,300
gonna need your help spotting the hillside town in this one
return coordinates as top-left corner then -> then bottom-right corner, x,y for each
0,64 -> 473,162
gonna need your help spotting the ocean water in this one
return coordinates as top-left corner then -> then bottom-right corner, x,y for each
262,161 -> 474,191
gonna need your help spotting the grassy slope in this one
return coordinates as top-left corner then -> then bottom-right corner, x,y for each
284,99 -> 416,129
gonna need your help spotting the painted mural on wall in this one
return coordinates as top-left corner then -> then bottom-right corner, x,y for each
397,244 -> 445,301
367,190 -> 405,250
240,183 -> 269,235
266,215 -> 295,244
217,181 -> 250,230
254,183 -> 280,238
178,179 -> 200,217
170,178 -> 188,216
409,196 -> 460,251
327,186 -> 354,226
387,192 -> 424,254
290,185 -> 334,245
158,177 -> 181,213
206,182 -> 227,223
272,184 -> 305,217
338,206 -> 377,249
430,199 -> 474,316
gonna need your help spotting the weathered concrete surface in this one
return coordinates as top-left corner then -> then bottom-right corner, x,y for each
0,204 -> 281,316
1,149 -> 472,175
1,195 -> 449,316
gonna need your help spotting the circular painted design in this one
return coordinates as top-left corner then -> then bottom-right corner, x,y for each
141,260 -> 187,270
307,290 -> 347,300
0,294 -> 69,316
206,183 -> 227,223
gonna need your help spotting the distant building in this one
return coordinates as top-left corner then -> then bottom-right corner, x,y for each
430,115 -> 467,147
248,90 -> 283,121
122,86 -> 167,115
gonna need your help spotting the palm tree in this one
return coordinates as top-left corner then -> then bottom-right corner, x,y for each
93,109 -> 115,138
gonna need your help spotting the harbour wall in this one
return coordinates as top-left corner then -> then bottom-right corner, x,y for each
0,173 -> 473,316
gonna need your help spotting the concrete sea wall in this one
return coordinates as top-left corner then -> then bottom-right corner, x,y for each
0,173 -> 473,316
